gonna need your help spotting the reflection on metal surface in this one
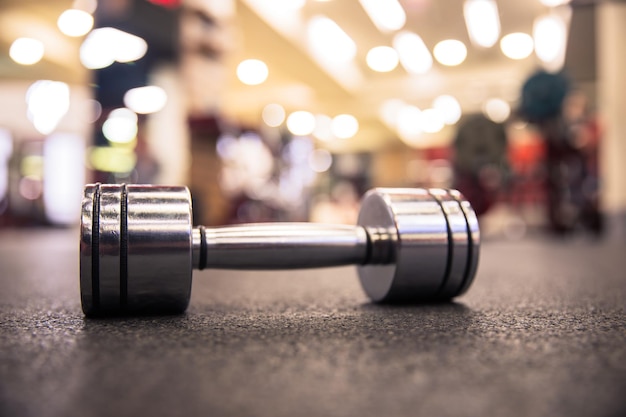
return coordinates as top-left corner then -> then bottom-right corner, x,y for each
80,184 -> 480,315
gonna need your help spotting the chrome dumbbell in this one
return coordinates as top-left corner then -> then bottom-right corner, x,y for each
80,184 -> 480,316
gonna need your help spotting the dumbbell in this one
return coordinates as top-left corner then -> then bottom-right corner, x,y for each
80,184 -> 480,316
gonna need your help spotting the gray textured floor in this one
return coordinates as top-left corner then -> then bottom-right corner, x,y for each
1,228 -> 625,417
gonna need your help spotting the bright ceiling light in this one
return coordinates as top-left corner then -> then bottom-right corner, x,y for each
483,98 -> 510,123
540,0 -> 571,6
237,59 -> 269,85
102,108 -> 138,144
463,0 -> 500,48
114,30 -> 148,63
26,80 -> 70,134
379,99 -> 406,128
434,39 -> 467,66
307,16 -> 356,64
393,31 -> 432,74
359,0 -> 406,33
80,27 -> 147,69
313,114 -> 334,142
287,111 -> 316,136
57,9 -> 94,37
124,86 -> 167,114
500,32 -> 534,60
43,133 -> 85,225
419,109 -> 445,133
262,104 -> 285,127
80,30 -> 115,69
331,114 -> 359,139
533,14 -> 567,71
396,104 -> 422,141
366,46 -> 399,72
432,95 -> 462,125
9,38 -> 44,65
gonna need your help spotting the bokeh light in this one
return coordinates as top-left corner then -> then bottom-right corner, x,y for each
287,111 -> 316,136
331,114 -> 359,139
237,59 -> 269,85
366,46 -> 399,72
262,103 -> 286,127
124,86 -> 168,114
57,9 -> 94,37
434,39 -> 467,66
9,38 -> 44,66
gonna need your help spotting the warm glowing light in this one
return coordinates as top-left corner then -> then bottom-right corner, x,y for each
483,98 -> 510,123
43,133 -> 85,225
20,155 -> 43,179
419,108 -> 445,133
114,31 -> 148,63
9,38 -> 44,65
500,32 -> 534,60
307,16 -> 356,64
433,95 -> 462,125
80,27 -> 147,69
540,0 -> 571,6
379,99 -> 405,128
262,103 -> 285,127
331,114 -> 359,139
533,14 -> 567,71
287,111 -> 316,136
26,80 -> 70,134
434,39 -> 467,66
89,147 -> 137,173
124,86 -> 167,114
397,105 -> 422,141
237,59 -> 269,85
57,9 -> 94,37
463,0 -> 500,48
313,115 -> 334,142
366,46 -> 399,72
102,108 -> 138,144
80,31 -> 114,69
309,149 -> 332,173
359,0 -> 406,33
393,31 -> 432,74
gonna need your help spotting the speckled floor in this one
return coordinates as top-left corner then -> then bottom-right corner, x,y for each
1,229 -> 624,417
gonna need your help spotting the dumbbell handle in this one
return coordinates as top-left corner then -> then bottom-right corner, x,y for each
191,223 -> 394,270
81,184 -> 480,316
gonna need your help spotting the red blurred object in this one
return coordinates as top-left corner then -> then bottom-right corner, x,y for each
147,0 -> 180,8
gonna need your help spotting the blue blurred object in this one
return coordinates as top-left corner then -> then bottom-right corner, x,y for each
520,71 -> 570,123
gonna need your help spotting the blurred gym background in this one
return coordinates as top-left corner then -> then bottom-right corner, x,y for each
0,0 -> 624,240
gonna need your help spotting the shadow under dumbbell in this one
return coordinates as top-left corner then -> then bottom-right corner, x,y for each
359,300 -> 469,314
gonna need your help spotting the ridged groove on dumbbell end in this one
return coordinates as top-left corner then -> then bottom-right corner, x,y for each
448,189 -> 480,296
79,183 -> 193,316
79,183 -> 99,315
427,188 -> 480,300
356,188 -> 480,303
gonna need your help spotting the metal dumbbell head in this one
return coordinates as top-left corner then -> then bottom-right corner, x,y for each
80,184 -> 194,315
356,188 -> 479,303
80,184 -> 480,316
